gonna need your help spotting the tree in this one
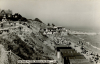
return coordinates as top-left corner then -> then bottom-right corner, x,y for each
52,23 -> 55,27
18,27 -> 22,31
47,23 -> 50,26
20,17 -> 27,21
0,16 -> 3,21
1,24 -> 3,27
34,18 -> 42,23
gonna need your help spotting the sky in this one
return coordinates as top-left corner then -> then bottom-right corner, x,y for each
0,0 -> 100,28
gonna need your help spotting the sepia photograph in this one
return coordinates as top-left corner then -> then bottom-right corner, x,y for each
0,0 -> 100,64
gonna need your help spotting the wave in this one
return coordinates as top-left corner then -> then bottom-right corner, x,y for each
86,42 -> 100,51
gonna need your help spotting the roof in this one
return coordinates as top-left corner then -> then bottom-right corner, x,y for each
74,56 -> 86,59
47,27 -> 53,30
61,52 -> 83,57
53,26 -> 57,28
56,47 -> 72,51
0,10 -> 12,15
1,10 -> 5,13
68,56 -> 86,59
60,49 -> 75,53
60,49 -> 82,57
57,27 -> 64,29
70,59 -> 88,62
55,45 -> 71,47
72,62 -> 94,64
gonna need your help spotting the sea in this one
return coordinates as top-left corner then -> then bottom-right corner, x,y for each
66,26 -> 100,33
66,26 -> 100,53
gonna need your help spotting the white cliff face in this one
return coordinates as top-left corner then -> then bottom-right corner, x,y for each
0,44 -> 22,64
0,44 -> 8,64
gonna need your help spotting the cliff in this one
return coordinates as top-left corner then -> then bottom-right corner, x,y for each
0,19 -> 55,64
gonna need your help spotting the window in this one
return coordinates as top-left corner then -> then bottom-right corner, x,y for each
15,16 -> 17,18
8,15 -> 11,17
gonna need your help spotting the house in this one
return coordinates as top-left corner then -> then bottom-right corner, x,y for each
13,13 -> 20,21
57,26 -> 64,30
2,14 -> 7,22
0,9 -> 12,21
0,9 -> 12,16
61,30 -> 68,36
43,27 -> 57,35
7,14 -> 13,21
0,10 -> 6,15
42,26 -> 67,35
46,31 -> 52,34
12,13 -> 27,21
47,27 -> 53,31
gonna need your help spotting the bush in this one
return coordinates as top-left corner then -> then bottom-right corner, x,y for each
34,18 -> 43,23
